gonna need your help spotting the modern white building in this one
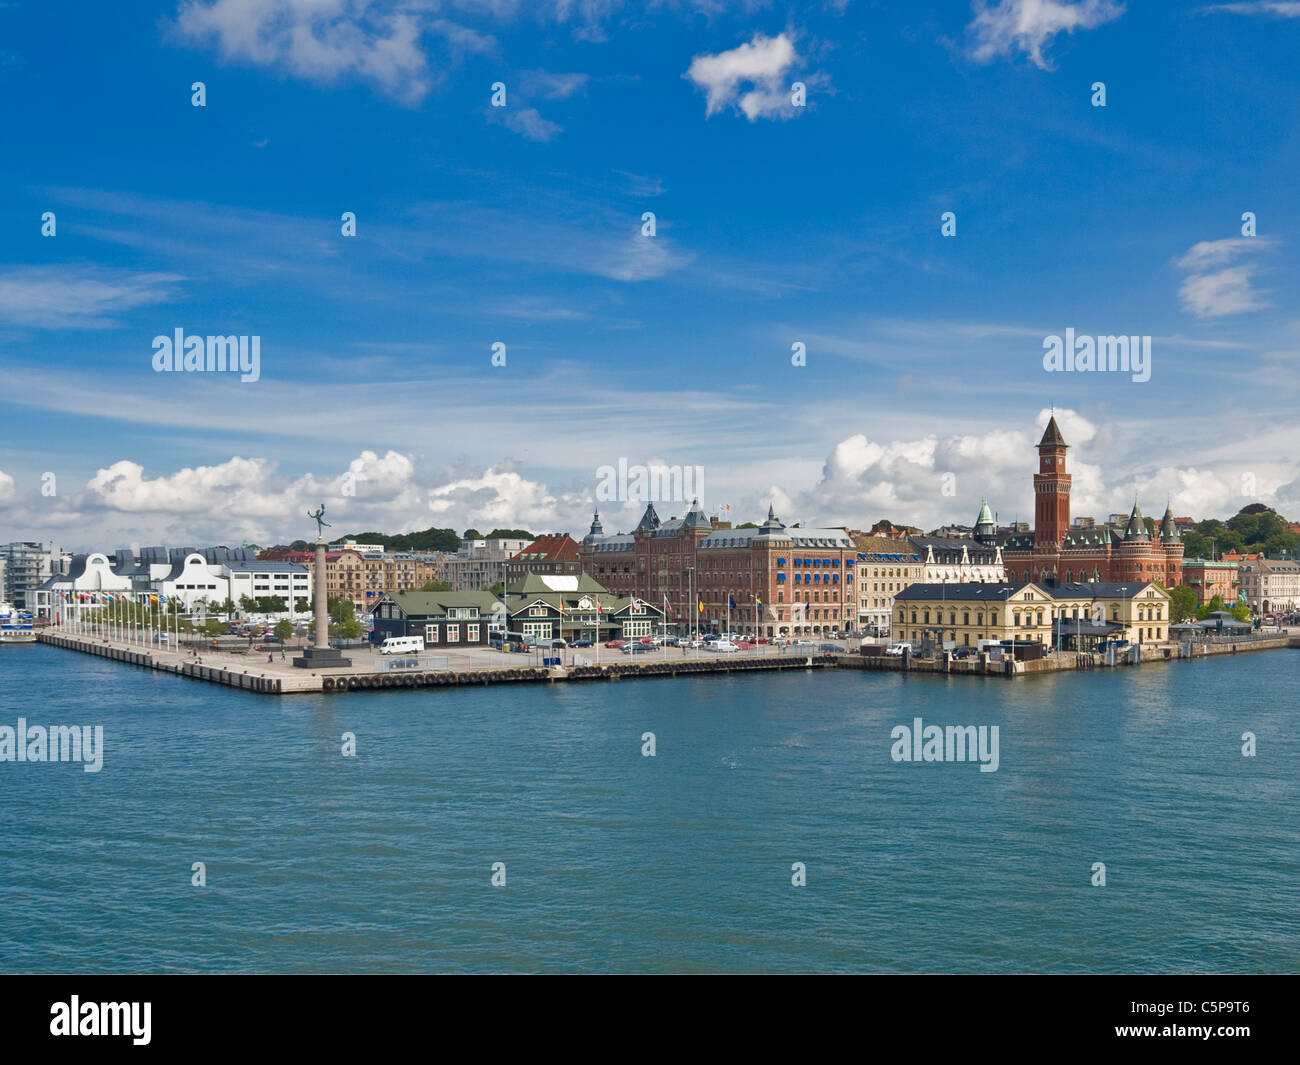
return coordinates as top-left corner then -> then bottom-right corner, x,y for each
441,538 -> 529,591
224,560 -> 311,615
32,553 -> 135,619
32,545 -> 310,620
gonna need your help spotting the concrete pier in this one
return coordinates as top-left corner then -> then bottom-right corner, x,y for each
34,629 -> 1297,695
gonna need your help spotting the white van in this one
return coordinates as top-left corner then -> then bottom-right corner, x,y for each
379,635 -> 425,655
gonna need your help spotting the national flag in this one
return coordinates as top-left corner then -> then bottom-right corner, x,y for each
728,595 -> 737,609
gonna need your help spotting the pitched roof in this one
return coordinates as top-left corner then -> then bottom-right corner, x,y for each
513,534 -> 579,563
386,590 -> 501,616
1038,415 -> 1068,448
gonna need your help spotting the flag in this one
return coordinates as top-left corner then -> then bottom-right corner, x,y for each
728,595 -> 737,609
698,600 -> 704,613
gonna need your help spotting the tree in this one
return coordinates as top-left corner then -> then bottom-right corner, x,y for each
1168,585 -> 1198,624
485,528 -> 534,540
1196,594 -> 1227,621
486,581 -> 504,597
338,526 -> 461,552
419,580 -> 453,592
1181,531 -> 1210,559
736,522 -> 759,529
274,619 -> 294,641
462,528 -> 483,540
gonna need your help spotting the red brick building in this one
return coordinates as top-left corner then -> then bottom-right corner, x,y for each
578,500 -> 857,636
504,534 -> 581,584
999,417 -> 1184,587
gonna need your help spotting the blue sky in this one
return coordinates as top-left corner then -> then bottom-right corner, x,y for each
2,0 -> 1300,550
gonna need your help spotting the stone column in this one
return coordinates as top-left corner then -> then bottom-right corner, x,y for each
314,539 -> 329,650
294,537 -> 351,669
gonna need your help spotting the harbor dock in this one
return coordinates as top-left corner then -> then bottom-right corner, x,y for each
32,629 -> 1297,694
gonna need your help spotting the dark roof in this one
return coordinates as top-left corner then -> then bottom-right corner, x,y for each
1038,416 -> 1068,448
895,582 -> 1026,602
1124,503 -> 1149,542
1051,581 -> 1165,598
634,503 -> 661,533
385,590 -> 501,617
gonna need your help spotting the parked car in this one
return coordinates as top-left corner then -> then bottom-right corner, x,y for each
952,646 -> 976,659
536,638 -> 567,648
885,643 -> 912,656
818,643 -> 842,653
572,639 -> 593,648
706,639 -> 740,653
604,639 -> 625,649
621,641 -> 655,654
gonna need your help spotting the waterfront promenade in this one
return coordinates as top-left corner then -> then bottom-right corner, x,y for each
33,625 -> 1299,695
36,629 -> 838,694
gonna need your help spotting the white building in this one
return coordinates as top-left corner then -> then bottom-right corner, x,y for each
1238,558 -> 1300,615
224,560 -> 311,615
33,553 -> 135,619
33,546 -> 310,620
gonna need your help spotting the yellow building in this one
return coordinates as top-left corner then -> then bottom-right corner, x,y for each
894,581 -> 1170,650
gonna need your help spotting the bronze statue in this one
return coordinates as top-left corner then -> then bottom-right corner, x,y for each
308,503 -> 331,538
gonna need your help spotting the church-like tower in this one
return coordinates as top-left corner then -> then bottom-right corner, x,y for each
1033,415 -> 1071,548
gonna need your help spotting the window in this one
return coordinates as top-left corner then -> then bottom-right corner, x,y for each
467,624 -> 480,641
446,626 -> 460,643
425,627 -> 439,644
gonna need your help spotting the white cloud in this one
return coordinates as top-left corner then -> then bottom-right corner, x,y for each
426,462 -> 586,531
172,0 -> 434,104
0,267 -> 183,330
0,469 -> 14,503
519,69 -> 590,99
502,107 -> 563,141
967,0 -> 1124,70
685,32 -> 805,121
1200,2 -> 1300,15
1175,237 -> 1274,318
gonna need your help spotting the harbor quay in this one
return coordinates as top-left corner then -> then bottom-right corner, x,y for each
34,625 -> 1299,695
35,629 -> 841,694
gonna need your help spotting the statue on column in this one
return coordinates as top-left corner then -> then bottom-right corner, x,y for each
308,503 -> 331,540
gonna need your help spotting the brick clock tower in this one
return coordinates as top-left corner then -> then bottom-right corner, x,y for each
1033,415 -> 1071,548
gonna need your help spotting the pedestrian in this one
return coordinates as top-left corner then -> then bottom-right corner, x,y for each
268,653 -> 274,663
